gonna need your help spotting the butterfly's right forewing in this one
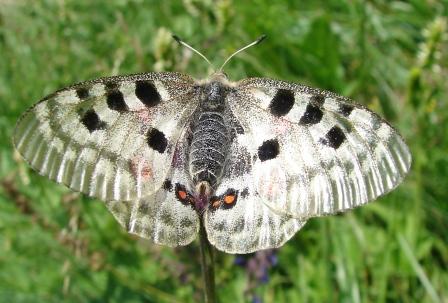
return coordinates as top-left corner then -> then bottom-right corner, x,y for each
14,72 -> 199,202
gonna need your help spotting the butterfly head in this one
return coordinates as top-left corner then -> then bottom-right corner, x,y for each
208,71 -> 229,83
199,76 -> 230,111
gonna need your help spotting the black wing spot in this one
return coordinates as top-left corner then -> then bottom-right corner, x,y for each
299,104 -> 323,125
321,126 -> 346,149
175,183 -> 194,207
209,196 -> 221,210
106,90 -> 128,112
269,89 -> 295,117
163,179 -> 172,191
80,109 -> 106,133
241,187 -> 249,198
258,139 -> 280,162
105,81 -> 118,89
310,94 -> 325,106
339,103 -> 354,117
135,80 -> 161,107
147,128 -> 168,153
209,188 -> 239,210
76,87 -> 90,99
221,188 -> 238,209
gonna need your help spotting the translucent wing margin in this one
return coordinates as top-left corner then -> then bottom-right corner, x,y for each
14,72 -> 199,202
225,77 -> 411,219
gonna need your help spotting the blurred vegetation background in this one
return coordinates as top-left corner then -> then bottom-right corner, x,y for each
0,1 -> 447,302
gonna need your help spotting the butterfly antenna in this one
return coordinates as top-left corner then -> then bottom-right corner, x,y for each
218,35 -> 267,72
172,35 -> 213,68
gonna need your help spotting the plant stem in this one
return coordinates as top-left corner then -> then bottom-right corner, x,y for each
199,220 -> 216,303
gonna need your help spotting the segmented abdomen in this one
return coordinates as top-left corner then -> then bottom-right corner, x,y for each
189,112 -> 229,187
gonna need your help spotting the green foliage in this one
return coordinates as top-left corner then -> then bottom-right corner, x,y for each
1,1 -> 447,302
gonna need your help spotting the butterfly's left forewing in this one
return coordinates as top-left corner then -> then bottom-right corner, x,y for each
14,72 -> 199,202
217,77 -> 411,220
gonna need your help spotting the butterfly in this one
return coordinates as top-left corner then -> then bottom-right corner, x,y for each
13,36 -> 411,254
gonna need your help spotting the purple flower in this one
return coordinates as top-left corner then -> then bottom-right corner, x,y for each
252,295 -> 262,303
267,253 -> 278,266
234,249 -> 278,301
234,255 -> 248,267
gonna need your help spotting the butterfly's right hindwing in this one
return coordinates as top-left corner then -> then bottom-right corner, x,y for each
14,72 -> 199,202
105,127 -> 200,246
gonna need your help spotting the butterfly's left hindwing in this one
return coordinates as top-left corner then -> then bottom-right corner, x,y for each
204,131 -> 306,254
14,72 -> 199,202
204,180 -> 306,254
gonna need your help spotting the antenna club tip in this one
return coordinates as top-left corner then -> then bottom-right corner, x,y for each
172,34 -> 182,44
256,34 -> 267,45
